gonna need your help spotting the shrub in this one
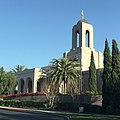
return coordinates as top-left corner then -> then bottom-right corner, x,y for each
0,92 -> 47,99
0,100 -> 47,109
82,104 -> 102,113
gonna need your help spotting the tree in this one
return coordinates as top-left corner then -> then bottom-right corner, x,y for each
111,39 -> 120,112
102,39 -> 112,110
48,58 -> 80,95
89,51 -> 97,94
47,58 -> 80,108
0,67 -> 17,95
0,67 -> 7,95
49,58 -> 80,94
6,71 -> 17,94
12,65 -> 27,73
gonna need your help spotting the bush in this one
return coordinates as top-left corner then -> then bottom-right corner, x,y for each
82,104 -> 102,113
1,92 -> 47,99
55,102 -> 78,112
0,100 -> 48,109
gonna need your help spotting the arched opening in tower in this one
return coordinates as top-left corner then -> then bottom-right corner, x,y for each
86,30 -> 90,47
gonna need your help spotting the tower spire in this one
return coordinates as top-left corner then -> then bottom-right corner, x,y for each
81,10 -> 84,20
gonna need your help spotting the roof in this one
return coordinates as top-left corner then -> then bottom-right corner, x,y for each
77,19 -> 88,24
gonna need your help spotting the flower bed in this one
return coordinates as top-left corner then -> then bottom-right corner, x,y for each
0,92 -> 48,99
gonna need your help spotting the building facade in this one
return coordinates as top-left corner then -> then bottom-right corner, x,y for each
16,11 -> 103,94
16,68 -> 47,93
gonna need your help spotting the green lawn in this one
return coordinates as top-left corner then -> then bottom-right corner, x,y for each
55,112 -> 120,120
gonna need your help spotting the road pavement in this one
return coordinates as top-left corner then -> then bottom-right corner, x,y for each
0,107 -> 70,120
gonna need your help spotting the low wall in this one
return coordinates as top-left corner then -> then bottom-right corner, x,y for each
4,94 -> 47,102
57,95 -> 102,106
4,94 -> 102,106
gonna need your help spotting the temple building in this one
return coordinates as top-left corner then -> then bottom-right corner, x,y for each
16,11 -> 103,94
64,11 -> 103,71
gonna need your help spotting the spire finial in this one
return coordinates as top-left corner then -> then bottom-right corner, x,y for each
81,10 -> 84,20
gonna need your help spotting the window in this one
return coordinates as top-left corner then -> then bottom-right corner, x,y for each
86,30 -> 89,47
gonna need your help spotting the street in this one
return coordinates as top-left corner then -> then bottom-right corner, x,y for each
0,108 -> 69,120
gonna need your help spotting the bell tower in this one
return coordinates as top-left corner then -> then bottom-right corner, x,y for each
72,10 -> 93,50
64,11 -> 103,71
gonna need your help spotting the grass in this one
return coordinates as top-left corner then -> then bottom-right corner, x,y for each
1,104 -> 120,120
54,112 -> 120,120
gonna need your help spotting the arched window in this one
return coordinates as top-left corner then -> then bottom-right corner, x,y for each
86,30 -> 90,47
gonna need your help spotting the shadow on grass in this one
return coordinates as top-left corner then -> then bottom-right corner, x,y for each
59,113 -> 120,120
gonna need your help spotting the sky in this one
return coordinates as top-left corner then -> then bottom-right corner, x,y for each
0,0 -> 120,71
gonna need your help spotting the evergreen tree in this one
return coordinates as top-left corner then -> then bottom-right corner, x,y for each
111,39 -> 120,112
102,39 -> 112,110
0,67 -> 17,95
89,51 -> 97,94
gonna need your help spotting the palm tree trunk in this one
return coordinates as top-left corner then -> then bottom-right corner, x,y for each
64,81 -> 66,94
64,72 -> 67,94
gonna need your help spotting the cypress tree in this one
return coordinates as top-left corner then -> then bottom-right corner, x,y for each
112,39 -> 120,84
89,51 -> 97,94
111,39 -> 120,112
102,39 -> 112,111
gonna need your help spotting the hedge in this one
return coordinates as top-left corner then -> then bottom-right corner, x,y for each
0,100 -> 48,109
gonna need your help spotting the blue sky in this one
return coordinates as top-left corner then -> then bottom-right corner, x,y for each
0,0 -> 120,71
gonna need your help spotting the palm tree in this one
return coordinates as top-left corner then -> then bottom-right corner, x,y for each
48,58 -> 80,94
12,65 -> 27,73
